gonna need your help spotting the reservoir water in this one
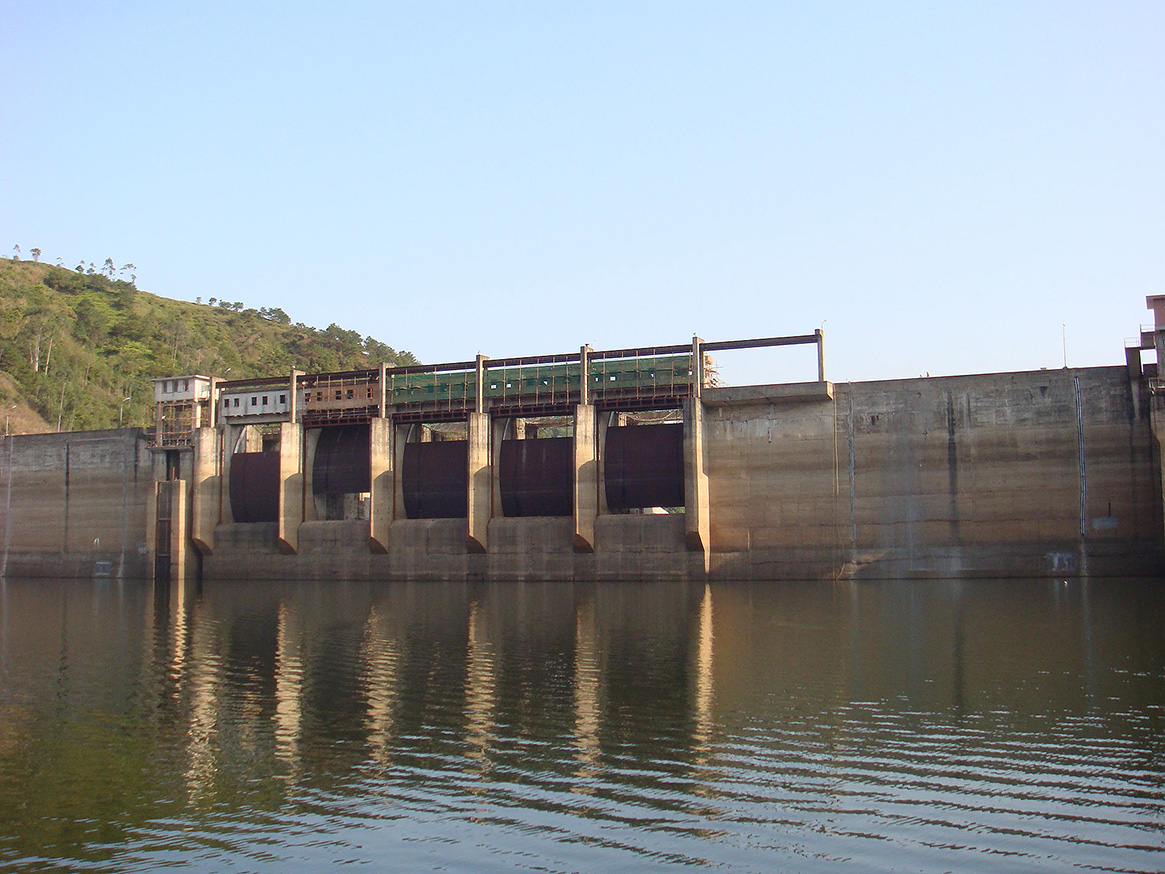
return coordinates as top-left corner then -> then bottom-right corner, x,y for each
0,577 -> 1161,872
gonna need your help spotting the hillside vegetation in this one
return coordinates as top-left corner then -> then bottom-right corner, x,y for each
0,258 -> 417,434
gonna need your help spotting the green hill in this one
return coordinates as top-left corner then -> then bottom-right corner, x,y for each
0,258 -> 418,434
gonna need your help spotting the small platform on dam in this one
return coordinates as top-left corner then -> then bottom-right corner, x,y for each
703,382 -> 835,406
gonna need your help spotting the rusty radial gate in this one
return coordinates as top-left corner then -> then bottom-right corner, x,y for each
604,424 -> 684,510
402,441 -> 468,519
499,437 -> 573,517
229,451 -> 280,522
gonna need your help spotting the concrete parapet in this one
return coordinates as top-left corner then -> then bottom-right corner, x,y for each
704,381 -> 834,407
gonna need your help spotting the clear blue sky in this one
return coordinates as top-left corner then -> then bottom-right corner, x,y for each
2,1 -> 1161,385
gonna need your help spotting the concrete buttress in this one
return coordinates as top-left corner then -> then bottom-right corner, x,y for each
573,404 -> 597,552
369,417 -> 393,553
190,427 -> 218,555
277,422 -> 303,554
684,397 -> 711,573
467,412 -> 491,553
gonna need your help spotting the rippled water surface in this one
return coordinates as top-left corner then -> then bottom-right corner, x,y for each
0,577 -> 1161,872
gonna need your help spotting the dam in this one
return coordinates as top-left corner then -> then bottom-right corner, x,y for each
2,307 -> 1164,583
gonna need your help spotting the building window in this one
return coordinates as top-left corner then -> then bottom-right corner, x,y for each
346,389 -> 354,399
279,394 -> 287,405
223,400 -> 229,409
252,396 -> 258,406
262,395 -> 268,405
335,390 -> 342,400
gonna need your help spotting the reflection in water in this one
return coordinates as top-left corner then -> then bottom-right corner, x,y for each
274,600 -> 303,775
0,577 -> 1161,873
184,593 -> 220,803
573,594 -> 601,775
464,598 -> 495,768
693,583 -> 714,750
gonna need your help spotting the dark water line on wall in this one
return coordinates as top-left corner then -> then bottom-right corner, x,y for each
848,396 -> 856,557
1075,375 -> 1087,538
1,437 -> 11,579
62,443 -> 70,555
946,391 -> 960,545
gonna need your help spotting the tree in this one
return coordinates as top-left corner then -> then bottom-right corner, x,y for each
259,306 -> 290,324
30,248 -> 41,262
74,298 -> 112,345
209,297 -> 217,306
56,257 -> 64,267
76,263 -> 85,273
103,258 -> 115,278
87,262 -> 96,275
12,245 -> 20,261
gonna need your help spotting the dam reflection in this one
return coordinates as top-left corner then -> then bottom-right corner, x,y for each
139,580 -> 716,794
0,577 -> 1160,873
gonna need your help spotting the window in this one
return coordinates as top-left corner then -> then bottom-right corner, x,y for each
316,391 -> 323,401
279,394 -> 286,405
335,390 -> 342,400
223,400 -> 230,409
252,396 -> 258,406
262,395 -> 268,405
233,398 -> 240,407
346,389 -> 354,399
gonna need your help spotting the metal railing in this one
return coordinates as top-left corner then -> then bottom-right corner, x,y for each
152,331 -> 827,430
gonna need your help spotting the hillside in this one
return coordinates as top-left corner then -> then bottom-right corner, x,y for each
0,258 -> 418,434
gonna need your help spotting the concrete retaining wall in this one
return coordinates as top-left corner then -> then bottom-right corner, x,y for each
0,429 -> 153,578
704,366 -> 1159,579
2,366 -> 1160,581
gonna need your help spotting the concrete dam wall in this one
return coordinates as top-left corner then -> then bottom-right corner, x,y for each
0,428 -> 153,579
1,365 -> 1158,581
706,366 -> 1157,579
